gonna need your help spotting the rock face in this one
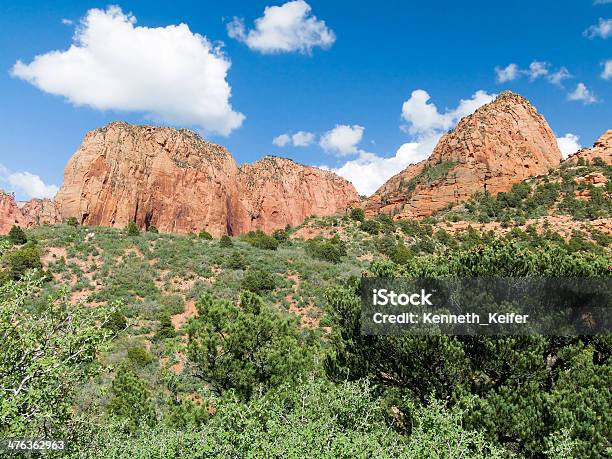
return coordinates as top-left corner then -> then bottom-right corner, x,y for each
365,91 -> 563,218
233,156 -> 361,234
20,199 -> 62,226
0,192 -> 29,234
0,193 -> 60,234
55,122 -> 359,236
564,130 -> 611,165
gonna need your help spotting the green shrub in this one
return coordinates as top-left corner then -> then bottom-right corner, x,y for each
154,316 -> 175,340
127,221 -> 140,236
219,235 -> 233,247
126,346 -> 153,367
241,230 -> 279,250
4,244 -> 42,280
224,251 -> 247,270
360,219 -> 380,235
8,225 -> 27,245
306,235 -> 347,263
104,311 -> 128,333
66,217 -> 79,228
198,230 -> 213,240
241,269 -> 276,294
272,228 -> 289,243
350,207 -> 365,222
186,292 -> 310,399
107,364 -> 155,431
147,225 -> 159,234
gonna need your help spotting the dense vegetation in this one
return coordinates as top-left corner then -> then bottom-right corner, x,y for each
0,183 -> 609,459
435,161 -> 612,224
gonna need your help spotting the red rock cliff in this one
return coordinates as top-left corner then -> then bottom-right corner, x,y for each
54,122 -> 359,236
564,130 -> 611,165
365,91 -> 563,217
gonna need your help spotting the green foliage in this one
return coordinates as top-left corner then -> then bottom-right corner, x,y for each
155,315 -> 175,341
241,269 -> 276,294
147,225 -> 159,234
219,234 -> 233,247
127,221 -> 140,236
104,310 -> 128,333
325,238 -> 611,457
198,230 -> 213,240
107,364 -> 155,430
66,217 -> 79,228
76,379 -> 508,458
223,250 -> 248,270
0,273 -> 113,437
8,225 -> 27,245
306,234 -> 347,263
3,243 -> 43,280
127,346 -> 152,367
350,207 -> 365,222
360,219 -> 380,235
186,292 -> 312,400
241,230 -> 279,250
272,228 -> 289,243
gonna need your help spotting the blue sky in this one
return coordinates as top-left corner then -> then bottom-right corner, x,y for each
0,0 -> 610,198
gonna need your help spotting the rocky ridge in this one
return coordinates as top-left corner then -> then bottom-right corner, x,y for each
364,91 -> 563,218
52,122 -> 359,236
564,130 -> 611,166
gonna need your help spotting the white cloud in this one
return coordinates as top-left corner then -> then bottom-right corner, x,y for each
61,18 -> 73,25
548,67 -> 572,86
495,62 -> 573,87
601,60 -> 612,80
0,165 -> 59,199
495,63 -> 520,83
528,61 -> 549,81
273,131 -> 315,147
584,18 -> 612,39
594,1 -> 612,4
227,1 -> 335,54
324,89 -> 494,196
568,83 -> 598,104
11,6 -> 244,135
556,133 -> 582,159
272,134 -> 291,147
320,124 -> 364,155
326,135 -> 441,196
291,131 -> 315,146
401,89 -> 495,135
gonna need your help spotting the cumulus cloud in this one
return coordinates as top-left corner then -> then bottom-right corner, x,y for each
568,83 -> 598,104
320,124 -> 365,155
495,63 -> 520,83
548,67 -> 572,86
326,89 -> 494,196
227,0 -> 335,54
495,61 -> 573,87
556,133 -> 582,159
584,18 -> 612,39
326,135 -> 441,196
272,134 -> 291,147
602,60 -> 612,80
11,6 -> 244,135
0,165 -> 59,199
272,130 -> 315,147
528,61 -> 549,81
401,89 -> 495,135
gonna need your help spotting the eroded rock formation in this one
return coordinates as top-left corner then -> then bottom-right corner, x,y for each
0,193 -> 60,234
54,122 -> 359,236
564,130 -> 611,166
365,91 -> 563,217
